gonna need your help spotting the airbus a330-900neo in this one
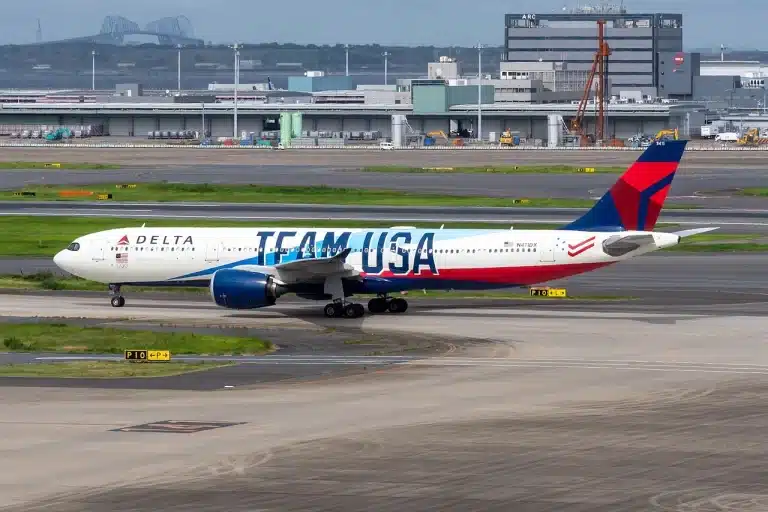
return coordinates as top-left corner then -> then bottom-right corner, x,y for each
54,140 -> 715,318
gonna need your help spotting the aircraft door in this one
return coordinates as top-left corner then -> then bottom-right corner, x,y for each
205,242 -> 220,262
539,238 -> 556,263
91,239 -> 105,261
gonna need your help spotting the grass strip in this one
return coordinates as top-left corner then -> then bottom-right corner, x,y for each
1,323 -> 273,355
739,188 -> 768,197
362,165 -> 625,174
0,162 -> 119,170
0,361 -> 232,378
0,183 -> 606,208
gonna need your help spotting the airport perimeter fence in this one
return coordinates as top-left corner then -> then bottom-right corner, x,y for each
2,142 -> 768,151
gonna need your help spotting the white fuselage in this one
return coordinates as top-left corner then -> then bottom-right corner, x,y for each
53,226 -> 680,291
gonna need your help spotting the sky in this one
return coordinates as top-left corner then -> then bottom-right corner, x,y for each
2,0 -> 764,50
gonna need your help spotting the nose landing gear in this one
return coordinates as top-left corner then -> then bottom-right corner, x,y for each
109,284 -> 125,307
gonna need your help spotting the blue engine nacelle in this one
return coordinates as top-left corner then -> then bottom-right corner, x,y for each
209,269 -> 287,309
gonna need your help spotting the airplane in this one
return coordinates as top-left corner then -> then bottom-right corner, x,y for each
53,139 -> 716,319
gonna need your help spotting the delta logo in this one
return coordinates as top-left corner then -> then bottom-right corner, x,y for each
117,235 -> 129,246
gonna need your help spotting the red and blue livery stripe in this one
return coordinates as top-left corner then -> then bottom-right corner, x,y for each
561,140 -> 687,232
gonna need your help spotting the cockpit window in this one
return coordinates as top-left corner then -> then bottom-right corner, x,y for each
66,243 -> 80,251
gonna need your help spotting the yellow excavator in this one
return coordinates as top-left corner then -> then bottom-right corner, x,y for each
654,128 -> 679,140
736,128 -> 768,145
499,129 -> 515,146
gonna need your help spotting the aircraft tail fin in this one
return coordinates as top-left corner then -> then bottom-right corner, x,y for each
561,139 -> 688,232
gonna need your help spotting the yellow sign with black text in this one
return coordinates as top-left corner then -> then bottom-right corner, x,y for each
124,350 -> 171,362
530,287 -> 567,298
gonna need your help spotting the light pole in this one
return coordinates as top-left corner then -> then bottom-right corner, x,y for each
91,50 -> 96,91
383,52 -> 390,85
477,43 -> 483,142
177,44 -> 182,92
345,44 -> 349,77
230,43 -> 241,138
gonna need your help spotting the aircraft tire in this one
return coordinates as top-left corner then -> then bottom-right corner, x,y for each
388,298 -> 408,314
345,303 -> 365,318
111,296 -> 125,308
324,303 -> 342,318
367,298 -> 387,314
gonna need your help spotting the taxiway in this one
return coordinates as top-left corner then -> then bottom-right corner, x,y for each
0,292 -> 767,510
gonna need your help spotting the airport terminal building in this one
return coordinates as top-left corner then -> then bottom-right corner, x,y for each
505,8 -> 683,96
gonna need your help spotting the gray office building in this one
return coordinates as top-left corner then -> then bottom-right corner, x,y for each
504,8 -> 682,96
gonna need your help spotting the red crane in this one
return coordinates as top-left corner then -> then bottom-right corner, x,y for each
570,20 -> 612,145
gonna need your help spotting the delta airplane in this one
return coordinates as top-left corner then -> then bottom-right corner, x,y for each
54,140 -> 715,319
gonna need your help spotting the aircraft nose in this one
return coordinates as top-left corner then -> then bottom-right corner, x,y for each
53,250 -> 67,270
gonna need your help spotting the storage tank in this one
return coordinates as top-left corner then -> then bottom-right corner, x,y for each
280,112 -> 292,146
291,112 -> 303,138
391,114 -> 406,148
547,114 -> 562,148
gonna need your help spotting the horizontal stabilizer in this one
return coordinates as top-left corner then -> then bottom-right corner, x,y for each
672,227 -> 719,238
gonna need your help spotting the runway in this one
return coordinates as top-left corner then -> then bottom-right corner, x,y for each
3,201 -> 768,233
1,292 -> 767,510
2,163 -> 768,209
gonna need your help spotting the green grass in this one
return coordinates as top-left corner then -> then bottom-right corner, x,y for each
0,216 -> 566,257
0,361 -> 232,378
362,165 -> 625,174
739,188 -> 768,197
0,273 -> 206,293
0,161 -> 119,170
0,183 -> 599,208
1,323 -> 273,355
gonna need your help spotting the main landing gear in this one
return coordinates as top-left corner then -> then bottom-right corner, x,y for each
321,296 -> 408,319
367,296 -> 408,314
109,284 -> 125,308
323,301 -> 365,319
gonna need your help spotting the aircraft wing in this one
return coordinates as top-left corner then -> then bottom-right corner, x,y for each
273,248 -> 358,278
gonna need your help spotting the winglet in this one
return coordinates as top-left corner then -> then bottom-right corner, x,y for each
561,140 -> 688,232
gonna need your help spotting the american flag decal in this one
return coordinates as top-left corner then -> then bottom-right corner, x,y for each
116,252 -> 128,264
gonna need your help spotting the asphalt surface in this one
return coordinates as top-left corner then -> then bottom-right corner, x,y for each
3,145 -> 768,168
2,163 -> 768,208
3,201 -> 768,233
1,292 -> 767,510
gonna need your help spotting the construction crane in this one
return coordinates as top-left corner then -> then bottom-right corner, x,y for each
570,19 -> 611,145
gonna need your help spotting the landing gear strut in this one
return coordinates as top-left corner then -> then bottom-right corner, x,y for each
367,295 -> 408,314
109,284 -> 125,308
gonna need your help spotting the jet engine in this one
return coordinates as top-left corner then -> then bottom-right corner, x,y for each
209,269 -> 287,309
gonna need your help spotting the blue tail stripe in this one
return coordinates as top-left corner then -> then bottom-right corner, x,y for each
636,172 -> 676,231
560,140 -> 687,232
